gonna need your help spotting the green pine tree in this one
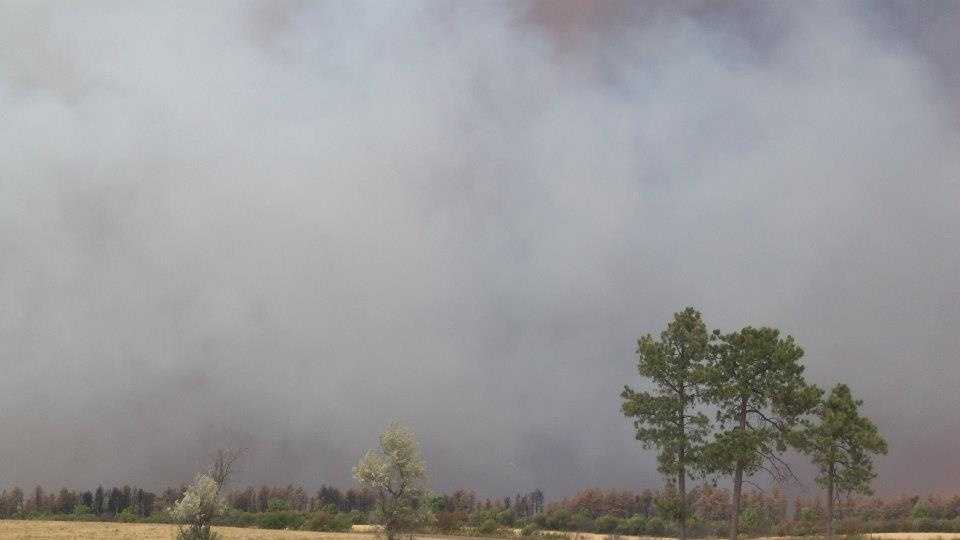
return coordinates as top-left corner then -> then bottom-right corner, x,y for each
797,383 -> 887,540
621,307 -> 711,540
702,326 -> 821,540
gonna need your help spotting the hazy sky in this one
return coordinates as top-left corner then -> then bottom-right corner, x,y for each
1,1 -> 958,500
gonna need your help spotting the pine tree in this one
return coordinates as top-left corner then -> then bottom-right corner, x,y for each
797,383 -> 887,540
621,307 -> 711,540
702,326 -> 821,540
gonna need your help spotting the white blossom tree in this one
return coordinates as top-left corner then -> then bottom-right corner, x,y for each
172,449 -> 240,540
171,474 -> 226,540
355,422 -> 431,539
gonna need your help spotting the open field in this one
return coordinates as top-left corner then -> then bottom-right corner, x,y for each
0,521 -> 374,540
0,522 -> 958,540
866,536 -> 960,540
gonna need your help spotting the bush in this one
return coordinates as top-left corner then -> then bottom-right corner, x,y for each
739,507 -> 772,535
686,517 -> 710,538
594,515 -> 620,533
72,504 -> 92,516
118,508 -> 139,523
267,498 -> 291,512
569,509 -> 593,531
259,511 -> 305,530
520,523 -> 540,536
478,518 -> 499,535
176,527 -> 221,540
773,520 -> 796,537
913,517 -> 939,532
616,514 -> 646,535
140,509 -> 173,524
645,516 -> 667,536
540,508 -> 570,530
349,509 -> 367,524
838,517 -> 866,535
497,509 -> 517,527
304,511 -> 353,532
215,509 -> 259,528
436,510 -> 468,532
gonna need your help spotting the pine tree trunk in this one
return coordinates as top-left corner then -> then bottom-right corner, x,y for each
678,466 -> 687,540
729,398 -> 748,540
730,463 -> 743,540
678,390 -> 688,540
826,463 -> 835,540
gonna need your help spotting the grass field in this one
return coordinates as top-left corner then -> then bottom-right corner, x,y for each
0,522 -> 957,540
0,521 -> 374,539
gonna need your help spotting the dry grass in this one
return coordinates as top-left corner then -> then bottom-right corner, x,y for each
0,520 -> 377,540
0,521 -> 514,540
866,535 -> 960,540
545,532 -> 671,540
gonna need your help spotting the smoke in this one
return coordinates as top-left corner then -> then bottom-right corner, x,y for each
0,1 -> 958,498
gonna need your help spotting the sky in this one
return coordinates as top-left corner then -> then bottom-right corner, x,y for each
0,1 -> 958,500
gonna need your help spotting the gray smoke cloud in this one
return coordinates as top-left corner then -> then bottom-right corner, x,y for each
0,1 -> 958,499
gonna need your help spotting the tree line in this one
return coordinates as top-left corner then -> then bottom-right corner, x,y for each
0,485 -> 164,518
538,486 -> 960,537
0,483 -> 375,519
9,481 -> 960,538
621,307 -> 887,540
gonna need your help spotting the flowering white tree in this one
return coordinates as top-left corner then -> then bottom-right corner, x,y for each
355,422 -> 431,539
172,473 -> 226,540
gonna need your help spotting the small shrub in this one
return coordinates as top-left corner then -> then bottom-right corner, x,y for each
569,509 -> 593,531
686,517 -> 710,538
72,504 -> 92,516
304,511 -> 353,532
349,509 -> 366,524
772,520 -> 792,536
436,510 -> 469,532
645,516 -> 667,536
176,526 -> 221,540
542,508 -> 571,530
617,514 -> 646,535
740,507 -> 772,535
146,509 -> 176,524
594,515 -> 620,533
913,517 -> 939,532
118,508 -> 139,522
838,517 -> 866,535
259,511 -> 305,530
267,498 -> 291,512
478,518 -> 499,535
215,509 -> 259,527
520,523 -> 540,536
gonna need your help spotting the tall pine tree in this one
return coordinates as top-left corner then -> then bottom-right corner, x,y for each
703,326 -> 821,540
797,383 -> 887,540
621,307 -> 710,540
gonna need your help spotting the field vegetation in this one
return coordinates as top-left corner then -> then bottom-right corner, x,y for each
2,520 -> 960,540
